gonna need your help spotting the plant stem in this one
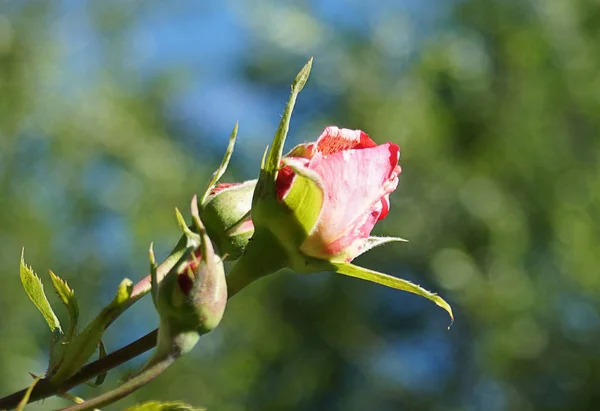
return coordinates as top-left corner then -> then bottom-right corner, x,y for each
57,355 -> 177,411
0,330 -> 158,410
0,241 -> 271,410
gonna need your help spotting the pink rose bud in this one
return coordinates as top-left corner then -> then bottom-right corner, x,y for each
226,62 -> 451,322
275,126 -> 401,262
156,237 -> 227,338
201,180 -> 256,260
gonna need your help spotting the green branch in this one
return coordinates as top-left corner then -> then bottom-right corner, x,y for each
0,254 -> 262,410
57,355 -> 177,411
0,331 -> 158,410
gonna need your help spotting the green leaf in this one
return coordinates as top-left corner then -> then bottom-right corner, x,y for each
51,279 -> 134,383
15,375 -> 41,411
263,58 -> 313,176
331,262 -> 454,326
199,122 -> 239,207
355,236 -> 409,258
19,249 -> 62,336
48,269 -> 79,341
124,401 -> 204,411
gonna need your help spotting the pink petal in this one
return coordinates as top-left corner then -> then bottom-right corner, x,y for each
300,142 -> 401,260
315,126 -> 378,155
323,200 -> 385,261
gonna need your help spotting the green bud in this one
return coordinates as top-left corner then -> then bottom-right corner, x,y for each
201,180 -> 256,260
154,210 -> 228,359
156,250 -> 227,337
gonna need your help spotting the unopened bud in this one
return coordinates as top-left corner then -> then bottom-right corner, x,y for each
201,180 -> 256,260
156,235 -> 227,337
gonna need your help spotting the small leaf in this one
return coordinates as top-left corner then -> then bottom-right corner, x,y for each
48,270 -> 79,341
199,122 -> 239,207
16,375 -> 41,411
51,279 -> 134,383
85,339 -> 108,387
124,401 -> 204,411
20,249 -> 62,336
95,340 -> 108,386
58,392 -> 86,405
355,236 -> 409,258
149,242 -> 159,308
58,391 -> 103,410
331,262 -> 454,326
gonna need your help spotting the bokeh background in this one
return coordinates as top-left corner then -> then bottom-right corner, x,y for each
1,0 -> 599,410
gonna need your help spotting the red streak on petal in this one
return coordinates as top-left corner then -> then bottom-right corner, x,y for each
378,195 -> 390,221
357,131 -> 378,149
275,165 -> 295,201
210,183 -> 238,195
316,127 -> 378,155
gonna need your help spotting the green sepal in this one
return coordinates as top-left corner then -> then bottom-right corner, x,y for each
277,157 -> 324,246
175,207 -> 200,248
260,145 -> 269,169
191,198 -> 209,258
199,122 -> 239,207
251,58 -> 316,269
19,249 -> 62,337
355,236 -> 409,258
330,262 -> 454,326
221,219 -> 253,260
124,400 -> 203,411
51,278 -> 134,383
263,58 -> 313,176
254,58 -> 313,206
48,269 -> 79,342
251,159 -> 324,271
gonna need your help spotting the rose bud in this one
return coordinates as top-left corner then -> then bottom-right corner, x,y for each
154,212 -> 228,356
273,126 -> 401,262
230,126 -> 452,322
201,180 -> 256,260
227,60 -> 452,323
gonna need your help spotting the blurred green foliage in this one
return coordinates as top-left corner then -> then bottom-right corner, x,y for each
1,0 -> 599,410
